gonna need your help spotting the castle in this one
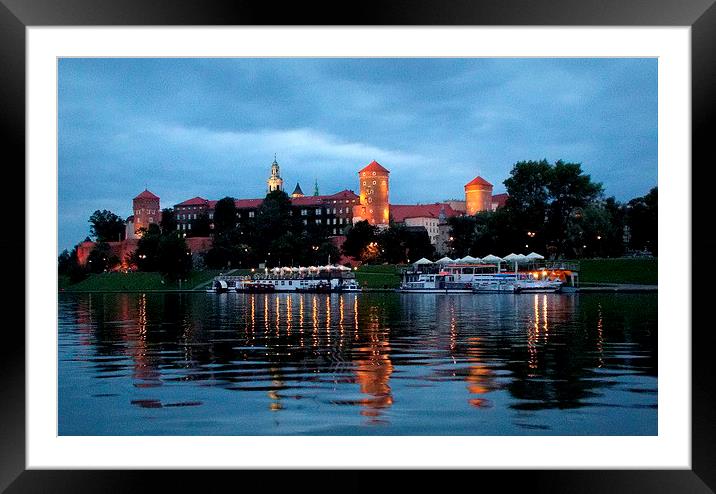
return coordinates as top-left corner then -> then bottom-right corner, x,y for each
79,157 -> 507,268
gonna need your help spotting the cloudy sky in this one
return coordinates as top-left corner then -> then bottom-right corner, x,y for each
58,57 -> 657,252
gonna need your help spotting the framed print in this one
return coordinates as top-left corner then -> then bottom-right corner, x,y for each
1,0 -> 713,490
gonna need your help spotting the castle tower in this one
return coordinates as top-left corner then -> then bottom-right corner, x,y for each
464,176 -> 493,215
358,160 -> 390,226
291,182 -> 305,198
267,156 -> 284,193
133,189 -> 160,236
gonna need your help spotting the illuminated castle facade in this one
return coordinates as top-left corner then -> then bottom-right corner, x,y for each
354,160 -> 390,226
464,176 -> 494,215
126,189 -> 161,239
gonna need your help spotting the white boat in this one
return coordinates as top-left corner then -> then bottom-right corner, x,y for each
399,262 -> 563,294
209,267 -> 361,293
399,263 -> 516,293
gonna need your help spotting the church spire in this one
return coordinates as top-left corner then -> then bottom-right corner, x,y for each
267,155 -> 284,192
313,179 -> 319,196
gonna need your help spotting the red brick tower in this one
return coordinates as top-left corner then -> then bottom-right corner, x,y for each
357,160 -> 390,226
464,176 -> 493,215
133,189 -> 160,236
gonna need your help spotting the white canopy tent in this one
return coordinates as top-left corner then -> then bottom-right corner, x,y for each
503,253 -> 519,262
461,255 -> 479,263
413,257 -> 434,266
525,252 -> 545,260
435,256 -> 454,264
481,254 -> 503,264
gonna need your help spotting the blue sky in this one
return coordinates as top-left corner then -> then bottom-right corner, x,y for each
58,58 -> 657,253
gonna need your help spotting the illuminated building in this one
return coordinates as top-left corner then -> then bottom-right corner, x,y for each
355,160 -> 390,226
129,189 -> 161,238
266,156 -> 284,193
464,176 -> 493,215
389,203 -> 459,245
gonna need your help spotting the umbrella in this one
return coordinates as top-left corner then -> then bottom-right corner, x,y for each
503,253 -> 519,262
481,254 -> 504,264
413,257 -> 434,265
525,252 -> 545,260
462,255 -> 479,263
291,267 -> 299,272
514,254 -> 528,263
299,266 -> 308,272
435,256 -> 454,264
270,267 -> 281,274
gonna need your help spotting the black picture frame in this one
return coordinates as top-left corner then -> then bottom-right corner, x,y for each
1,0 -> 712,491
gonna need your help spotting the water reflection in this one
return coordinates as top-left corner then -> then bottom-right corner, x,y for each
58,291 -> 657,435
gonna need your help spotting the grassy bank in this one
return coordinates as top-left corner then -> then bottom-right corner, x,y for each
59,269 -> 236,292
352,258 -> 658,288
355,264 -> 402,289
575,258 -> 657,285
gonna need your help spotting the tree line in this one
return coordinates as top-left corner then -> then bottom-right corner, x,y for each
446,160 -> 656,259
59,159 -> 658,281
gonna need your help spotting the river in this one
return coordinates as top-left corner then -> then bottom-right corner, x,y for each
58,291 -> 657,435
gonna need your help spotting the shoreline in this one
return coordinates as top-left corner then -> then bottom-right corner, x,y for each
59,284 -> 657,294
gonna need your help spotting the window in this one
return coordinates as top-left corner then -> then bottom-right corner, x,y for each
316,209 -> 321,215
303,219 -> 308,225
316,219 -> 322,224
187,223 -> 191,230
209,213 -> 213,219
301,209 -> 308,216
249,211 -> 255,218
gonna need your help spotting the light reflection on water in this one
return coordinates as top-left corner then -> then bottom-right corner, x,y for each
58,292 -> 657,435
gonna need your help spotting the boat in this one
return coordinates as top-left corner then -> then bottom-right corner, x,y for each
208,266 -> 361,294
513,277 -> 563,293
399,263 -> 515,293
399,260 -> 566,294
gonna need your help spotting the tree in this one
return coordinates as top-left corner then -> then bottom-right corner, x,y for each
446,216 -> 477,257
86,242 -> 119,273
58,247 -> 87,283
160,208 -> 177,234
89,209 -> 125,242
157,234 -> 192,281
504,160 -> 553,229
626,187 -> 657,255
546,161 -> 603,255
342,220 -> 377,259
213,197 -> 237,235
131,224 -> 161,271
191,212 -> 212,237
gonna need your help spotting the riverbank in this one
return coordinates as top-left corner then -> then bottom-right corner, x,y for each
59,258 -> 656,293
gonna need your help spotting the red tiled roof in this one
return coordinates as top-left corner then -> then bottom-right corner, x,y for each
390,203 -> 459,223
358,160 -> 390,174
134,189 -> 159,200
235,199 -> 264,209
465,176 -> 493,188
187,190 -> 360,211
491,193 -> 509,208
176,196 -> 209,207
